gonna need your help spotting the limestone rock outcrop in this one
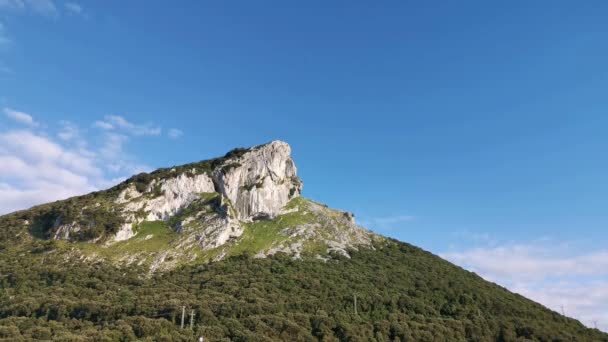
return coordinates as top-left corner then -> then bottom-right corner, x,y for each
107,141 -> 301,247
213,141 -> 302,220
37,140 -> 377,272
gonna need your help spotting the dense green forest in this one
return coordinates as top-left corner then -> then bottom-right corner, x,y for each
0,238 -> 605,341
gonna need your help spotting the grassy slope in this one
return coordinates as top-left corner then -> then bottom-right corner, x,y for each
228,198 -> 318,256
48,197 -> 351,267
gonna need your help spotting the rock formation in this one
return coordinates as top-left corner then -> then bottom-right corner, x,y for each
33,140 -> 375,271
212,141 -> 302,220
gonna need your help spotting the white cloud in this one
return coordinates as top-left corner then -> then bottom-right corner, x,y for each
0,112 -> 156,215
93,120 -> 113,130
97,132 -> 150,175
64,2 -> 81,14
99,132 -> 127,159
0,129 -> 99,177
442,242 -> 608,332
443,244 -> 608,281
513,280 -> 608,332
3,107 -> 37,126
95,115 -> 161,136
168,128 -> 183,139
0,129 -> 100,214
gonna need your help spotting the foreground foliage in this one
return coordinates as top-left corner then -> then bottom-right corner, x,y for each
0,239 -> 605,341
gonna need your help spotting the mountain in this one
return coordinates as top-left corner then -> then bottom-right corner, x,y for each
0,141 -> 605,341
3,141 -> 374,272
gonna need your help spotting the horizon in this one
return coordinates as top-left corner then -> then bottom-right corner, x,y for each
1,0 -> 606,331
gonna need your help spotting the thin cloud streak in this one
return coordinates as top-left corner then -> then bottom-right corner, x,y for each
168,128 -> 183,139
4,107 -> 37,126
95,115 -> 161,136
0,0 -> 58,17
358,214 -> 416,231
64,2 -> 81,15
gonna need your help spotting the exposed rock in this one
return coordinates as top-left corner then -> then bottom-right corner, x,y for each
114,223 -> 135,241
53,221 -> 80,240
120,173 -> 215,221
115,186 -> 142,204
176,201 -> 244,251
213,141 -> 302,220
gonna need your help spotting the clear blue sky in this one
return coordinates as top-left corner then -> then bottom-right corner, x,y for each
1,0 -> 607,329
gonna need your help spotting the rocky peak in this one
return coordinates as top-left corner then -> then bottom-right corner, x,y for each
18,140 -> 375,272
117,140 -> 302,222
213,140 -> 302,220
106,141 -> 301,241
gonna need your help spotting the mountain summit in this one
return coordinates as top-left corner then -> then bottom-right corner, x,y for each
0,141 -> 605,341
4,141 -> 376,272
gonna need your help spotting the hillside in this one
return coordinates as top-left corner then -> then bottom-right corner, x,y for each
0,141 -> 605,341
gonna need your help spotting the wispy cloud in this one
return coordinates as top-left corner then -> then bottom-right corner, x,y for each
168,128 -> 183,139
0,110 -> 165,214
373,215 -> 416,225
0,0 -> 58,17
444,244 -> 608,280
0,0 -> 25,11
3,107 -> 38,126
57,120 -> 79,141
0,20 -> 10,45
359,214 -> 415,230
25,0 -> 57,16
64,2 -> 81,15
93,120 -> 113,130
98,132 -> 148,174
0,129 -> 100,214
94,115 -> 161,136
442,241 -> 608,332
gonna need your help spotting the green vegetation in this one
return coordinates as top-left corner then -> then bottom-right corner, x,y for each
0,238 -> 605,341
0,189 -> 125,243
0,158 -> 604,340
229,198 -> 317,257
46,221 -> 181,268
117,221 -> 177,253
130,172 -> 154,193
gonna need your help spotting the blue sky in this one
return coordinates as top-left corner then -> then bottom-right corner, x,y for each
1,0 -> 607,331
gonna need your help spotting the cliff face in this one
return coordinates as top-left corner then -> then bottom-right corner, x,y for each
213,141 -> 302,220
30,140 -> 373,271
107,141 -> 302,243
116,141 -> 300,221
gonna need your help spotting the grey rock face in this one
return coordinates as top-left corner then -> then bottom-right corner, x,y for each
107,141 -> 301,247
213,141 -> 302,220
